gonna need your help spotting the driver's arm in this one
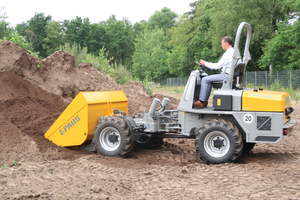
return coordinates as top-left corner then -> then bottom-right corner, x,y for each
201,48 -> 233,70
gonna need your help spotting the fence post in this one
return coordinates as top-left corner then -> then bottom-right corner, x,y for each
255,71 -> 257,87
265,71 -> 267,86
290,70 -> 292,86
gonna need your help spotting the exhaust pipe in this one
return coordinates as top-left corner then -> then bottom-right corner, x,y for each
157,97 -> 170,113
149,98 -> 161,119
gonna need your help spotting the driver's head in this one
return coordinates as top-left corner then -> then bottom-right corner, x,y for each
221,36 -> 232,50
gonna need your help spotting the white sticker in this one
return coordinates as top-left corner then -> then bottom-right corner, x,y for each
243,114 -> 254,124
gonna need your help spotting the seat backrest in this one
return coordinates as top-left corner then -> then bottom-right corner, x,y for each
212,63 -> 246,89
233,63 -> 246,88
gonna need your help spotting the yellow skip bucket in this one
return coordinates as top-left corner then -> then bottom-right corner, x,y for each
45,91 -> 128,147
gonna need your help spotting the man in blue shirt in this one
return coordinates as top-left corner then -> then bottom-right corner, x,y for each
194,36 -> 235,108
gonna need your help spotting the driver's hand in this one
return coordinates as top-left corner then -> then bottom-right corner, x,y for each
199,60 -> 206,65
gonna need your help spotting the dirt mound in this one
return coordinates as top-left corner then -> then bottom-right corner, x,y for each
0,41 -> 180,165
0,72 -> 84,163
0,41 -> 168,115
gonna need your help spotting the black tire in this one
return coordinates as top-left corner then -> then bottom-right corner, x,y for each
92,116 -> 135,158
135,135 -> 163,149
243,142 -> 255,154
195,119 -> 244,164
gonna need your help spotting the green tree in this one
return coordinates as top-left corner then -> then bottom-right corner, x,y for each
167,14 -> 195,47
187,0 -> 202,17
27,13 -> 52,58
0,7 -> 9,39
189,0 -> 216,65
88,23 -> 108,55
63,17 -> 91,49
43,21 -> 63,55
166,46 -> 188,76
165,1 -> 214,76
148,7 -> 178,33
16,24 -> 38,53
15,22 -> 26,34
4,31 -> 39,57
132,27 -> 170,80
104,15 -> 135,68
259,20 -> 300,71
166,14 -> 196,76
133,20 -> 148,39
259,0 -> 300,71
207,0 -> 295,71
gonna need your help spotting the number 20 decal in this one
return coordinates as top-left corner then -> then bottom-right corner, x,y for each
243,114 -> 254,124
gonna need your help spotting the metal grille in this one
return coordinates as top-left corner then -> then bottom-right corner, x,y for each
257,116 -> 272,131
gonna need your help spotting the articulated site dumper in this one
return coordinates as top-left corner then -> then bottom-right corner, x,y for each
45,22 -> 297,164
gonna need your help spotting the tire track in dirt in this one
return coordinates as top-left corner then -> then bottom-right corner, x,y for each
2,147 -> 300,199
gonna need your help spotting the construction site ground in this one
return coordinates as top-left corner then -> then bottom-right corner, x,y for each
0,41 -> 300,199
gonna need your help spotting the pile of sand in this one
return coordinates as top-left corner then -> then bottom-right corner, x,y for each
0,41 -> 179,164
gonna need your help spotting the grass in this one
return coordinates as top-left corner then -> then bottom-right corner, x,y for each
152,86 -> 185,94
1,162 -> 8,169
11,160 -> 16,166
152,82 -> 300,102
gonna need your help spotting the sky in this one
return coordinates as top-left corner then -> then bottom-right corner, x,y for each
1,0 -> 196,27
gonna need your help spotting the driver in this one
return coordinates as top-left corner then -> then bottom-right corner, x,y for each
194,36 -> 236,108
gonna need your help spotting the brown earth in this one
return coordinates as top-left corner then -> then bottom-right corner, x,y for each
0,41 -> 300,199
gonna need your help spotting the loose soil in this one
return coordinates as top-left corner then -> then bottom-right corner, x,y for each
0,41 -> 300,199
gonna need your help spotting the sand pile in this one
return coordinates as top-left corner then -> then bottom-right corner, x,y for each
0,41 -> 179,164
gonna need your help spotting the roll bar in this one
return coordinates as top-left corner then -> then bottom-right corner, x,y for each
222,22 -> 252,90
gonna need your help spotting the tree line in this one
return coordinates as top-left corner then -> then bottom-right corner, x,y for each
0,0 -> 300,82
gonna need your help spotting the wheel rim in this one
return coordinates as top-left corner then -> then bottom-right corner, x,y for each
99,127 -> 121,151
203,131 -> 230,158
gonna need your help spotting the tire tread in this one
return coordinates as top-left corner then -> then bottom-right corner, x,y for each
195,118 -> 243,164
92,116 -> 134,158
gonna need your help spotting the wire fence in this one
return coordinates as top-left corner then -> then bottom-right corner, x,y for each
157,70 -> 300,89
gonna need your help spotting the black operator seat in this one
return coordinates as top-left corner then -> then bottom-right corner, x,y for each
211,63 -> 246,89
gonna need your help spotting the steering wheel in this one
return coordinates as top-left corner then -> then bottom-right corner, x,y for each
196,61 -> 212,71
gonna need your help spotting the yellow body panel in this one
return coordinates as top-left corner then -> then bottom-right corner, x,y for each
44,91 -> 128,147
242,90 -> 291,112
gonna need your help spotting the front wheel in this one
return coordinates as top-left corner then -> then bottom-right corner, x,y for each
92,116 -> 135,158
195,119 -> 244,164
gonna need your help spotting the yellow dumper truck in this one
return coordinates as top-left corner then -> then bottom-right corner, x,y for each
45,22 -> 296,164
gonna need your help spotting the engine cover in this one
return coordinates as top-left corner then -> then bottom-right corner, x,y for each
242,89 -> 291,112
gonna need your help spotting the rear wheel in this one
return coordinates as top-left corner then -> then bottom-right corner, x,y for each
195,119 -> 244,164
92,116 -> 134,158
